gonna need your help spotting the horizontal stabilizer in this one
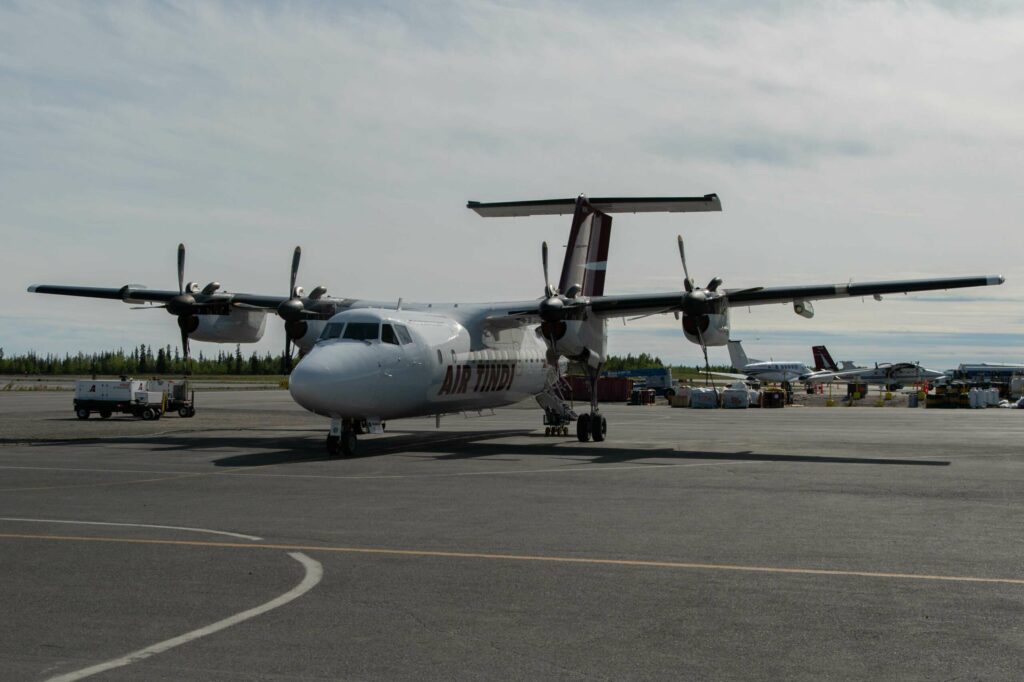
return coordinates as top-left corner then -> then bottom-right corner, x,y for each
467,194 -> 721,217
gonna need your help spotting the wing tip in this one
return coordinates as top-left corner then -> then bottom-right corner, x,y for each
988,275 -> 1005,285
27,285 -> 38,293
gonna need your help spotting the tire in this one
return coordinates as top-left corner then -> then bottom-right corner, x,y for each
591,414 -> 607,442
99,410 -> 112,419
187,407 -> 196,418
178,407 -> 190,418
576,414 -> 591,442
341,431 -> 357,458
326,435 -> 341,458
665,389 -> 676,398
141,407 -> 156,421
76,408 -> 90,420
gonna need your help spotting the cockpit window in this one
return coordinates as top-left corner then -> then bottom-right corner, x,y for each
342,322 -> 380,341
320,323 -> 345,340
395,325 -> 412,345
381,324 -> 399,345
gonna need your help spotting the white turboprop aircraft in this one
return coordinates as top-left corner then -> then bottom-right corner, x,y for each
712,340 -> 830,385
29,194 -> 1005,456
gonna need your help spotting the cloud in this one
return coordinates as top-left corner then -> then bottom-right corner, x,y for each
1,1 -> 1022,363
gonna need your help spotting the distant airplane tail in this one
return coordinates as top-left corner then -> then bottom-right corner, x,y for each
728,340 -> 757,370
812,345 -> 838,371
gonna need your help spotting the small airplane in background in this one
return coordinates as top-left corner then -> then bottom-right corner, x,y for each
710,340 -> 835,385
29,193 -> 1005,456
811,345 -> 861,373
800,361 -> 946,389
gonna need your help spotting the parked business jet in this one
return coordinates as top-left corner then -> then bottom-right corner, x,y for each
29,194 -> 1004,456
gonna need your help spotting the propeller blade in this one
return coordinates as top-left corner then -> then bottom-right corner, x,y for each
180,326 -> 191,376
290,246 -> 301,297
177,243 -> 185,295
542,241 -> 555,298
130,305 -> 168,310
677,235 -> 693,292
695,326 -> 710,386
284,336 -> 293,373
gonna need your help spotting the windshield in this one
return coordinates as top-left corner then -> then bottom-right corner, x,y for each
342,322 -> 380,341
319,323 -> 345,341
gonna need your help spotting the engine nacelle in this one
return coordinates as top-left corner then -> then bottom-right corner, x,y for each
292,320 -> 329,354
540,318 -> 606,366
682,310 -> 730,346
191,309 -> 267,343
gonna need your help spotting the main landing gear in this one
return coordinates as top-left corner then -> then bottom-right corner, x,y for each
575,363 -> 607,443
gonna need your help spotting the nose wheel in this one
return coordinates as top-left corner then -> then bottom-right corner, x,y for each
326,424 -> 358,458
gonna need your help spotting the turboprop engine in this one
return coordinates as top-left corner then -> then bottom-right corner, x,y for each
534,242 -> 607,369
191,308 -> 268,343
681,309 -> 730,347
540,318 -> 606,368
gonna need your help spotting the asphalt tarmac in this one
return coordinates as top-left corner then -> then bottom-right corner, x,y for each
1,390 -> 1022,680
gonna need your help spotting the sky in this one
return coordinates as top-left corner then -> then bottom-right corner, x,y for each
1,0 -> 1022,369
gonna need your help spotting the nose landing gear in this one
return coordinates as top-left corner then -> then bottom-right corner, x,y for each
326,419 -> 358,458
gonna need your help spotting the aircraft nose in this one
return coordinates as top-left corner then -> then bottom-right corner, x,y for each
288,349 -> 334,415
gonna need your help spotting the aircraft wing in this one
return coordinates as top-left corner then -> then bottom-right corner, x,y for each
27,284 -> 288,309
707,371 -> 751,381
586,275 -> 1004,318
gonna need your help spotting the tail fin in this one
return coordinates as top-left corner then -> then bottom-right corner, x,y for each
728,340 -> 751,370
812,345 -> 838,371
466,193 -> 721,299
559,197 -> 611,297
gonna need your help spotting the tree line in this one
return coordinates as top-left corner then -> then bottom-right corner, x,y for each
0,346 -> 733,377
0,345 -> 290,376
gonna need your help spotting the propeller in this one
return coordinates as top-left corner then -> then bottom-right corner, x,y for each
276,246 -> 328,372
132,244 -> 206,375
676,235 -> 719,383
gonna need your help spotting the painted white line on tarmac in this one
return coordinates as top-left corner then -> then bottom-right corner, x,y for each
44,552 -> 322,682
0,518 -> 262,541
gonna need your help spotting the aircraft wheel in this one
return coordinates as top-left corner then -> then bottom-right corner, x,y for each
341,431 -> 357,458
326,435 -> 341,458
99,410 -> 112,419
76,408 -> 90,420
591,414 -> 607,442
576,414 -> 591,442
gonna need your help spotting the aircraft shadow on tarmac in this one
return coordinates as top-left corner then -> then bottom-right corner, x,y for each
29,429 -> 949,468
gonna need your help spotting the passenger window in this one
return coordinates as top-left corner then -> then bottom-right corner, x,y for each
395,325 -> 413,345
320,323 -> 345,340
381,324 -> 399,345
342,322 -> 380,341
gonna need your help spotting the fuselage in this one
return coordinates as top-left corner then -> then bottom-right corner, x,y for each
288,307 -> 553,420
742,361 -> 814,384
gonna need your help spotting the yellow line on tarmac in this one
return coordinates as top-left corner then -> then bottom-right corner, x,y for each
2,532 -> 1023,587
